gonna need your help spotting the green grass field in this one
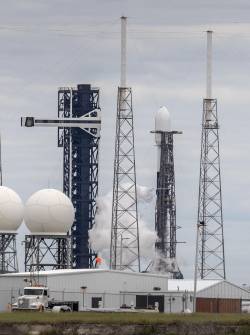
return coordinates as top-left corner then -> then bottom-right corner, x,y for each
0,312 -> 250,325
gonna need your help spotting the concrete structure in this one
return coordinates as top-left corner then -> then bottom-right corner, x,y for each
0,269 -> 249,313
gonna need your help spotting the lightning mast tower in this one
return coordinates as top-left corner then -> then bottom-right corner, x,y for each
195,31 -> 225,280
110,16 -> 140,271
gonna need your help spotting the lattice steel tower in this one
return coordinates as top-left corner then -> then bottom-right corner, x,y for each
110,16 -> 140,271
195,31 -> 225,280
153,107 -> 183,278
0,234 -> 18,273
24,235 -> 70,272
58,85 -> 100,269
21,85 -> 101,269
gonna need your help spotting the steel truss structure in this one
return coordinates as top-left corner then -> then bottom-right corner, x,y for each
21,84 -> 100,270
58,84 -> 99,269
110,87 -> 140,272
24,235 -> 70,272
154,131 -> 183,278
197,98 -> 225,279
0,233 -> 18,273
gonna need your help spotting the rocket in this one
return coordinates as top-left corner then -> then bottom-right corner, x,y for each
153,106 -> 182,277
155,106 -> 171,171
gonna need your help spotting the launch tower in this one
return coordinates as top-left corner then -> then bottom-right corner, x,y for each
21,84 -> 101,269
58,84 -> 100,269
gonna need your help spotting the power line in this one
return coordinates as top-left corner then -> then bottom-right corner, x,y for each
1,23 -> 250,39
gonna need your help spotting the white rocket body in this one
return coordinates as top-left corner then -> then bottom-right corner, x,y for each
155,106 -> 171,171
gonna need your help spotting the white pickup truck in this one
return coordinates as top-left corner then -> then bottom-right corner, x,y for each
12,286 -> 49,311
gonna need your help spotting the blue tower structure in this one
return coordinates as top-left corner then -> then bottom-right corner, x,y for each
22,84 -> 101,269
58,84 -> 100,269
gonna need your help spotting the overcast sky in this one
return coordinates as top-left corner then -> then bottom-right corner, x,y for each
1,0 -> 250,284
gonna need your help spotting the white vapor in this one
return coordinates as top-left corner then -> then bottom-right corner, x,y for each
88,185 -> 156,268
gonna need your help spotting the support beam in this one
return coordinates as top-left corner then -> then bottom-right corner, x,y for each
0,233 -> 18,273
24,235 -> 70,272
21,114 -> 100,133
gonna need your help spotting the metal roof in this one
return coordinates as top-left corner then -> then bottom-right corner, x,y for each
168,279 -> 221,292
0,269 -> 170,279
0,270 -> 228,294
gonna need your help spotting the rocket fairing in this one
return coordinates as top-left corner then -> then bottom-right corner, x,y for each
155,106 -> 171,142
155,106 -> 171,171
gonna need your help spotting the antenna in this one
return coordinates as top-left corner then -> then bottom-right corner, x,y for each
206,30 -> 212,99
120,16 -> 127,87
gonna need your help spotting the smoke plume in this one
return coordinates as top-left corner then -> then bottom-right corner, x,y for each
88,185 -> 156,268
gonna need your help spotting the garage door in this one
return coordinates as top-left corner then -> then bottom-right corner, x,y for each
196,298 -> 241,313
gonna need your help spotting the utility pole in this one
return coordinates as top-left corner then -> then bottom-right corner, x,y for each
110,16 -> 140,271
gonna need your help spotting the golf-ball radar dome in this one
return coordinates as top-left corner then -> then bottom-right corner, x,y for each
24,189 -> 75,235
0,186 -> 24,232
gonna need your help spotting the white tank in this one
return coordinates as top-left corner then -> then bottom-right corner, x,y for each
155,106 -> 171,145
0,186 -> 24,232
24,189 -> 75,235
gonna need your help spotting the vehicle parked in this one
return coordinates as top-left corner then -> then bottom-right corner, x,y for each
12,286 -> 77,312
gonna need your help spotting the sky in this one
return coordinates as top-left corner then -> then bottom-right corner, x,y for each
0,0 -> 250,284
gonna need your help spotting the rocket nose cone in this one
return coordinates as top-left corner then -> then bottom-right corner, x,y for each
155,106 -> 171,145
155,106 -> 171,132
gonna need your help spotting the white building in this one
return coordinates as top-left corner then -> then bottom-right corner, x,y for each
0,269 -> 249,313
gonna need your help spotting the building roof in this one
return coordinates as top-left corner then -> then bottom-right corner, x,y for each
0,268 -> 170,279
168,279 -> 221,292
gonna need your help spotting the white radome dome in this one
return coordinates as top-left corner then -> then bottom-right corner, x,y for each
24,189 -> 75,235
0,186 -> 24,232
